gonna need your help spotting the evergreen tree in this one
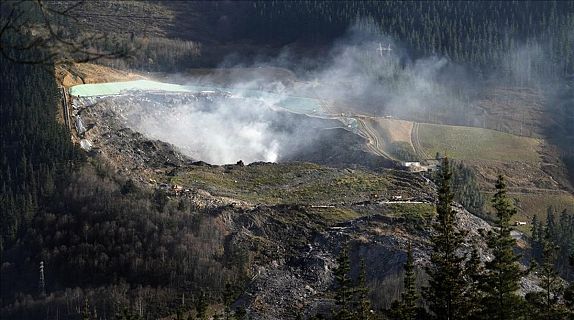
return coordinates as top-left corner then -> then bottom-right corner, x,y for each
536,219 -> 545,244
234,307 -> 247,320
528,239 -> 568,319
531,214 -> 543,261
451,161 -> 485,216
115,306 -> 143,320
424,157 -> 468,320
391,243 -> 418,320
356,258 -> 372,320
531,215 -> 539,242
546,207 -> 557,241
82,298 -> 92,320
480,175 -> 526,319
195,290 -> 208,320
531,208 -> 574,279
564,283 -> 574,314
334,244 -> 353,320
223,283 -> 236,320
462,246 -> 484,319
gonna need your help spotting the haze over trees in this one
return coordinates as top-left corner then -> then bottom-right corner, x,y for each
249,1 -> 574,79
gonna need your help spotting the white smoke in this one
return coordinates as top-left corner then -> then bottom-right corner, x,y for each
123,95 -> 286,164
118,20 -> 553,165
120,24 -> 462,165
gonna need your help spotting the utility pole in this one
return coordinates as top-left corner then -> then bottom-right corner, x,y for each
39,261 -> 46,297
377,42 -> 392,57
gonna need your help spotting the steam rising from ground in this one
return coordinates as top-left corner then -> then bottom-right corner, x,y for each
125,96 -> 283,164
125,26 -> 454,164
121,22 -> 563,165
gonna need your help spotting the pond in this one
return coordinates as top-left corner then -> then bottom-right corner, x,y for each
70,79 -> 325,115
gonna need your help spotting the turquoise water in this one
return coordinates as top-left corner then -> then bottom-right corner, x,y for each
69,80 -> 191,96
70,80 -> 323,115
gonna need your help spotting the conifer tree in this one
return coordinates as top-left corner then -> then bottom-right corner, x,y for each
530,214 -> 543,261
391,243 -> 418,320
195,290 -> 208,320
546,207 -> 557,241
531,215 -> 539,242
536,219 -> 545,243
223,283 -> 236,320
480,175 -> 526,320
528,239 -> 567,319
115,306 -> 143,320
334,244 -> 353,320
462,246 -> 484,319
564,284 -> 574,314
424,157 -> 468,320
356,258 -> 372,320
82,298 -> 91,320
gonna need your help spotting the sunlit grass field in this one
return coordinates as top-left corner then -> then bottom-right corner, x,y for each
419,123 -> 540,163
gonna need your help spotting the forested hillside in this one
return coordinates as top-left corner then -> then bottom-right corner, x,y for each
62,1 -> 574,80
0,51 -> 82,253
245,1 -> 574,78
1,1 -> 574,319
77,1 -> 573,167
0,49 -> 249,318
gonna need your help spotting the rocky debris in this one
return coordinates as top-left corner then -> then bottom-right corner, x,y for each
75,115 -> 87,135
73,98 -> 192,172
79,139 -> 93,151
72,89 -> 404,170
241,268 -> 327,319
189,189 -> 252,211
191,160 -> 215,167
224,203 -> 540,320
68,90 -> 543,319
230,210 -> 420,319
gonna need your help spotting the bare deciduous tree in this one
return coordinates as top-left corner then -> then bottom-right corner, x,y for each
0,0 -> 130,65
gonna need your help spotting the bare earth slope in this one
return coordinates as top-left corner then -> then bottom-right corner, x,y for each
61,81 -> 545,319
59,63 -> 573,231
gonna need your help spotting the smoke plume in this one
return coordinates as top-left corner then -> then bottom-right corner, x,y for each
117,21 -> 564,165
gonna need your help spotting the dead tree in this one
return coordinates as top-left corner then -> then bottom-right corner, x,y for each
0,0 -> 130,65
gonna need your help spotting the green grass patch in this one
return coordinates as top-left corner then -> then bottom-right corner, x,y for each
171,162 -> 391,205
308,207 -> 362,225
482,192 -> 574,234
513,193 -> 574,233
418,123 -> 540,163
387,203 -> 436,222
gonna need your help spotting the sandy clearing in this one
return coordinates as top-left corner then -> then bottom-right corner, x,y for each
55,63 -> 145,88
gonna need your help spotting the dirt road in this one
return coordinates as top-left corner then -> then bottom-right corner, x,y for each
355,117 -> 396,160
411,122 -> 430,159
